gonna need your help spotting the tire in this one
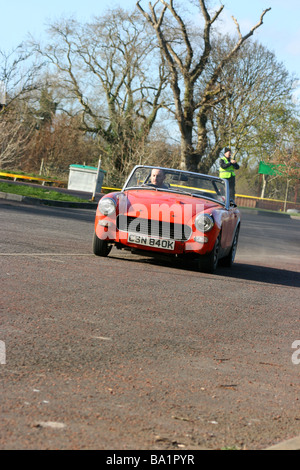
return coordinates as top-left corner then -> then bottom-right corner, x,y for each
198,235 -> 220,273
92,232 -> 112,257
220,226 -> 239,267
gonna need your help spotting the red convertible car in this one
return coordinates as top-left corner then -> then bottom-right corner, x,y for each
93,165 -> 240,273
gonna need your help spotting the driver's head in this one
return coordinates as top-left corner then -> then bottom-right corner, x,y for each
150,169 -> 166,187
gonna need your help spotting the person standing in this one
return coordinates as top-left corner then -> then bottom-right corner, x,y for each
219,148 -> 239,202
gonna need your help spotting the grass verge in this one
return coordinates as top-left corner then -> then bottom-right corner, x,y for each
0,182 -> 88,203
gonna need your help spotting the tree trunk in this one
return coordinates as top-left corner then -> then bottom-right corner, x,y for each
196,110 -> 208,170
179,119 -> 194,170
284,178 -> 290,212
181,147 -> 201,173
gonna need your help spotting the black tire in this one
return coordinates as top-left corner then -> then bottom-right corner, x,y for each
220,226 -> 239,267
198,235 -> 220,273
92,232 -> 112,257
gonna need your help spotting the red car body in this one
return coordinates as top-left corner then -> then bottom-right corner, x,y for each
93,165 -> 240,273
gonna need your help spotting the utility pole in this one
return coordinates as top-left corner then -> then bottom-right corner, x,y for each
91,158 -> 102,202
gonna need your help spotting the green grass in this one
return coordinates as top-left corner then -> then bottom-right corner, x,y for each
0,182 -> 89,203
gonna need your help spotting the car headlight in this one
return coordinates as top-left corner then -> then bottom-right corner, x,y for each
98,198 -> 116,216
195,213 -> 214,232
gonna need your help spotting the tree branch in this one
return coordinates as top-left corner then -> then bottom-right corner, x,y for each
232,8 -> 271,42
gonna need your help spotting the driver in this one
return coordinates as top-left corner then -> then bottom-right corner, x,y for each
149,168 -> 168,188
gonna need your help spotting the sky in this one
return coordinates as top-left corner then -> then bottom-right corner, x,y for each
1,0 -> 299,95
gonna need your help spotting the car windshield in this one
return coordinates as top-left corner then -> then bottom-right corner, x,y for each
123,166 -> 226,205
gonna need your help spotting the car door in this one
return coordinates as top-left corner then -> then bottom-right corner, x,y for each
220,206 -> 238,250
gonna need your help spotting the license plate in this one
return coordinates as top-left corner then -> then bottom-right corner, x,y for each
127,233 -> 175,251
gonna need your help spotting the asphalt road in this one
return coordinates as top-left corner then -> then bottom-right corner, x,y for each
0,199 -> 299,451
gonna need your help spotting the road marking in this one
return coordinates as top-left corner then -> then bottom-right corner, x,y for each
0,253 -> 93,256
34,421 -> 66,429
91,336 -> 112,341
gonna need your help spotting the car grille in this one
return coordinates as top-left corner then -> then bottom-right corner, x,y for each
117,215 -> 191,241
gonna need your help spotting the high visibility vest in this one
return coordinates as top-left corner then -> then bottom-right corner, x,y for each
219,157 -> 236,179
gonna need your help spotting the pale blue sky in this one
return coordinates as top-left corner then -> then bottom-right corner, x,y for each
1,0 -> 299,86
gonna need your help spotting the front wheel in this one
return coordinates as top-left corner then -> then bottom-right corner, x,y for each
92,232 -> 112,257
198,235 -> 220,273
220,226 -> 240,267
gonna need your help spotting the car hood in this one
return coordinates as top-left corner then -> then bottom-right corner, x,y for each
116,189 -> 222,223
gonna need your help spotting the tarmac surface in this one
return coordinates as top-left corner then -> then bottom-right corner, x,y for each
1,185 -> 300,450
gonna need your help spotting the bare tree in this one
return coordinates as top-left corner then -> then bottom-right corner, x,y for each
202,38 -> 296,172
0,47 -> 43,110
137,0 -> 270,172
23,114 -> 99,175
0,106 -> 34,169
30,9 -> 169,173
0,46 -> 45,168
263,116 -> 300,207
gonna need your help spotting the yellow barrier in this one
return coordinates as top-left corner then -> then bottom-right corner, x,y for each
235,193 -> 288,203
0,171 -> 65,186
102,186 -> 290,204
102,186 -> 122,192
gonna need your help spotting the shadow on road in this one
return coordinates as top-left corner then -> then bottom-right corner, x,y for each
109,252 -> 299,288
218,263 -> 299,288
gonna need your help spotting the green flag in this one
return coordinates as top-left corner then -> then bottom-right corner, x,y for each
258,161 -> 284,176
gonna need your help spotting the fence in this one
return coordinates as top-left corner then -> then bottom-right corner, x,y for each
235,194 -> 300,212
